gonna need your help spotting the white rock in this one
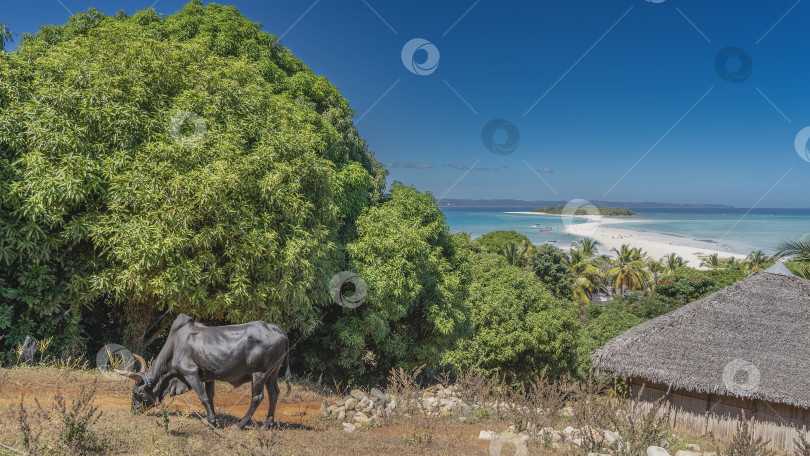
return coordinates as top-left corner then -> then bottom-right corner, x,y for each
354,412 -> 370,424
647,447 -> 672,456
370,388 -> 386,402
479,430 -> 496,441
603,430 -> 621,445
342,422 -> 356,433
674,451 -> 700,456
345,398 -> 358,410
685,444 -> 701,452
350,389 -> 367,400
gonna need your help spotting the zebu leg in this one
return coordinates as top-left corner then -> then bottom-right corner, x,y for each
205,381 -> 216,417
186,375 -> 217,427
262,373 -> 280,429
237,372 -> 266,429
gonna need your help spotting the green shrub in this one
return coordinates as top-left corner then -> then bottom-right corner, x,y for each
445,253 -> 578,380
652,274 -> 717,306
474,230 -> 535,255
528,244 -> 576,298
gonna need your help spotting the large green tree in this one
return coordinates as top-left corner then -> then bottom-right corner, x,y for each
309,184 -> 470,377
0,2 -> 386,354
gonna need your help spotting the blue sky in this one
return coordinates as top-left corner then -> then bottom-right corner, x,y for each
3,0 -> 810,207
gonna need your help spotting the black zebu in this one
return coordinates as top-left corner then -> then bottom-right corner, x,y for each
116,314 -> 291,429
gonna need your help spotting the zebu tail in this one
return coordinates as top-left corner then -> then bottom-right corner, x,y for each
284,334 -> 291,397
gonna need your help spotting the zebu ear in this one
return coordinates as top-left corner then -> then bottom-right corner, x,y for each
115,369 -> 145,384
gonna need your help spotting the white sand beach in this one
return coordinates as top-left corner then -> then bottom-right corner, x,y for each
563,221 -> 746,268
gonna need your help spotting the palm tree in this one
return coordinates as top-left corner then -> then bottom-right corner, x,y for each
573,237 -> 600,259
568,248 -> 606,300
745,250 -> 771,272
724,256 -> 742,270
664,253 -> 687,274
608,244 -> 651,293
775,236 -> 810,262
700,253 -> 722,270
646,258 -> 665,280
499,241 -> 530,267
630,247 -> 648,262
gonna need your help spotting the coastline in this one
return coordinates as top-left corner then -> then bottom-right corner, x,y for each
507,211 -> 637,219
561,222 -> 746,268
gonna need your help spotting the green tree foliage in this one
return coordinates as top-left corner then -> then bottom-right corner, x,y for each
529,244 -> 575,298
607,245 -> 650,292
699,253 -> 722,270
313,184 -> 470,376
445,253 -> 578,380
577,308 -> 644,375
679,267 -> 749,288
664,253 -> 687,274
0,23 -> 11,51
0,2 -> 386,353
776,236 -> 810,262
474,230 -> 535,255
787,261 -> 810,279
652,274 -> 717,306
744,250 -> 773,272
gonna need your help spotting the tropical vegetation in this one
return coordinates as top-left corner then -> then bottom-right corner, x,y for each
0,2 -> 799,384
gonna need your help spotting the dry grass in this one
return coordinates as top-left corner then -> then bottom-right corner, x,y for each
0,366 -> 735,456
0,367 -> 521,456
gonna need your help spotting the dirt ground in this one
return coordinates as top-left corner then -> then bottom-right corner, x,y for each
0,367 -> 522,456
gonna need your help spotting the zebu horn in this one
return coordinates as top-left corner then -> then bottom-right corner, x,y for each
133,354 -> 147,373
114,369 -> 145,384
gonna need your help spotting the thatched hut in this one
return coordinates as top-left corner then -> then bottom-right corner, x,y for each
591,268 -> 810,453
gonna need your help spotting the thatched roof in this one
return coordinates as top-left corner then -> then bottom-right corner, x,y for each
592,271 -> 810,408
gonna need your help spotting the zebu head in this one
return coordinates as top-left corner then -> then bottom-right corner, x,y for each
115,354 -> 157,413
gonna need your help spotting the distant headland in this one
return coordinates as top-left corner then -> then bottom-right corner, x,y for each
437,199 -> 733,209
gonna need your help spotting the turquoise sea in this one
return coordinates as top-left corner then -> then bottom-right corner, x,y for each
441,207 -> 810,255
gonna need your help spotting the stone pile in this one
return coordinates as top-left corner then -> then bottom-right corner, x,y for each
320,385 -> 471,429
478,426 -> 716,456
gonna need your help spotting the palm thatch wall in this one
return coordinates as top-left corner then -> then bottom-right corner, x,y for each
592,271 -> 810,453
631,379 -> 809,454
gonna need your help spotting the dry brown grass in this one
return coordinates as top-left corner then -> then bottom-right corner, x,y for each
0,367 -> 535,456
0,366 -> 732,456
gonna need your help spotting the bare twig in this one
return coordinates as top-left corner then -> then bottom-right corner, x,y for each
179,396 -> 275,456
0,442 -> 29,455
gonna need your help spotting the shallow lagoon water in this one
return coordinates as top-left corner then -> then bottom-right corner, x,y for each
442,207 -> 810,255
